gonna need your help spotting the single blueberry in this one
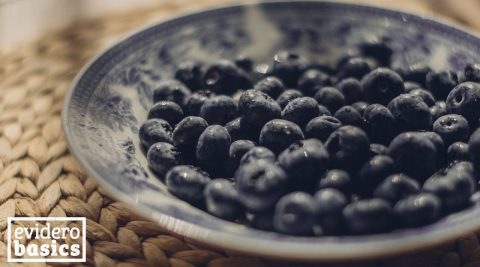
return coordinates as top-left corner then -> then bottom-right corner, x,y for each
173,116 -> 208,152
373,174 -> 420,204
305,115 -> 342,142
361,68 -> 405,105
426,70 -> 458,100
254,76 -> 286,99
185,90 -> 214,116
166,165 -> 210,204
464,63 -> 480,83
148,101 -> 184,125
204,179 -> 244,220
433,114 -> 469,146
409,88 -> 436,107
400,63 -> 431,86
199,95 -> 238,125
314,87 -> 346,113
415,131 -> 446,157
469,128 -> 480,170
318,169 -> 352,195
276,89 -> 304,109
368,143 -> 389,158
229,140 -> 257,166
358,37 -> 393,67
147,142 -> 181,177
430,101 -> 448,121
196,125 -> 231,169
447,142 -> 470,163
318,105 -> 333,116
363,104 -> 396,145
337,57 -> 372,80
388,94 -> 432,131
446,82 -> 480,127
313,189 -> 348,235
225,117 -> 259,142
174,61 -> 204,91
298,69 -> 331,96
352,101 -> 369,115
238,89 -> 282,128
272,51 -> 309,87
139,119 -> 173,149
239,146 -> 276,166
204,60 -> 252,94
336,78 -> 363,104
357,155 -> 395,196
325,126 -> 370,173
282,97 -> 320,128
393,193 -> 441,227
334,105 -> 364,128
259,119 -> 304,154
273,192 -> 315,235
343,198 -> 392,235
153,80 -> 191,107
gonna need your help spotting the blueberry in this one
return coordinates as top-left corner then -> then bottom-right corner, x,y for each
318,169 -> 352,195
337,57 -> 372,80
147,142 -> 181,177
235,160 -> 288,212
404,81 -> 422,93
373,174 -> 420,204
282,97 -> 320,128
272,51 -> 309,87
409,88 -> 436,107
430,101 -> 448,121
426,70 -> 458,99
325,126 -> 370,173
276,89 -> 303,109
361,68 -> 405,105
259,119 -> 304,154
185,90 -> 214,116
388,94 -> 432,131
305,115 -> 342,142
318,105 -> 333,116
336,78 -> 363,104
388,132 -> 438,181
313,189 -> 348,235
204,179 -> 244,220
235,55 -> 253,72
174,61 -> 203,91
254,76 -> 286,99
334,105 -> 364,128
229,140 -> 256,166
196,125 -> 231,169
166,165 -> 210,204
314,87 -> 346,113
199,95 -> 238,125
153,80 -> 191,107
394,193 -> 441,227
273,192 -> 315,235
248,211 -> 275,231
352,101 -> 369,115
415,131 -> 446,157
358,37 -> 393,66
148,101 -> 184,125
239,146 -> 276,166
446,82 -> 480,127
368,143 -> 389,157
464,63 -> 480,82
225,117 -> 258,142
468,128 -> 480,171
278,139 -> 329,191
173,116 -> 208,152
357,155 -> 395,196
447,142 -> 470,163
363,104 -> 395,145
401,63 -> 431,86
433,114 -> 469,146
298,69 -> 331,96
139,119 -> 173,149
204,60 -> 252,94
238,89 -> 282,128
343,198 -> 392,234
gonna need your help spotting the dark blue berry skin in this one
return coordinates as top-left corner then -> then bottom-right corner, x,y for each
334,105 -> 364,128
388,94 -> 432,131
325,126 -> 370,173
148,101 -> 184,126
248,211 -> 275,231
235,160 -> 288,213
388,132 -> 438,181
401,63 -> 431,86
199,95 -> 238,125
426,70 -> 458,100
313,189 -> 348,235
273,192 -> 315,235
276,89 -> 303,109
166,165 -> 210,204
464,63 -> 480,83
254,76 -> 286,99
430,101 -> 448,121
373,174 -> 420,204
314,87 -> 346,113
259,119 -> 304,155
446,82 -> 480,127
298,69 -> 331,96
337,57 -> 372,80
305,115 -> 342,142
278,139 -> 329,191
153,80 -> 191,108
394,193 -> 441,227
343,198 -> 392,235
416,131 -> 446,158
368,143 -> 389,158
358,38 -> 393,67
204,179 -> 244,220
239,146 -> 276,166
357,155 -> 395,196
173,116 -> 208,152
238,89 -> 282,128
147,142 -> 181,177
139,119 -> 173,149
225,117 -> 258,142
361,68 -> 405,105
423,161 -> 476,212
204,60 -> 252,94
352,101 -> 369,115
336,78 -> 363,104
174,61 -> 204,91
282,97 -> 320,128
318,105 -> 333,116
433,114 -> 470,146
196,125 -> 231,169
229,140 -> 256,166
185,90 -> 213,116
363,104 -> 395,145
272,51 -> 309,87
447,142 -> 470,163
409,88 -> 436,107
469,128 -> 480,168
318,169 -> 352,195
404,82 -> 422,93
235,55 -> 253,72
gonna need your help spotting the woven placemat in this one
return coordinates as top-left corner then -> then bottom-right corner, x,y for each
1,1 -> 480,266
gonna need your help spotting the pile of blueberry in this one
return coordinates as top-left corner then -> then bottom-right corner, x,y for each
139,38 -> 480,236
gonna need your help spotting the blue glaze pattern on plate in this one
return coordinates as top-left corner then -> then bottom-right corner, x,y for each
63,1 -> 480,260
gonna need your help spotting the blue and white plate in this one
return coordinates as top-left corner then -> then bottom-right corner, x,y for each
63,1 -> 480,260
